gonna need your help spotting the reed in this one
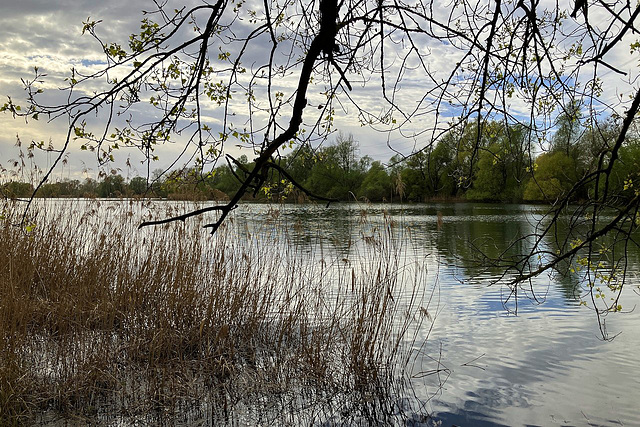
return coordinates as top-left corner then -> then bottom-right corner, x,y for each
0,199 -> 433,424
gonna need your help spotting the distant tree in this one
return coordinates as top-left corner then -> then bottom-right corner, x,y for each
468,122 -> 530,201
129,176 -> 147,195
427,139 -> 458,198
282,145 -> 315,185
79,178 -> 98,198
38,183 -> 61,198
1,181 -> 34,198
399,152 -> 428,202
57,179 -> 81,197
593,127 -> 640,201
97,174 -> 126,198
468,144 -> 506,201
307,134 -> 366,200
523,152 -> 580,202
551,101 -> 582,159
210,165 -> 241,198
358,161 -> 391,202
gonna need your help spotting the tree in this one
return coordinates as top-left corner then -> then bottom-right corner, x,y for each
551,101 -> 583,158
1,181 -> 34,198
97,174 -> 126,198
79,178 -> 98,198
129,176 -> 148,196
399,151 -> 429,202
468,144 -> 507,201
523,151 -> 579,202
306,133 -> 367,200
427,137 -> 458,198
358,161 -> 391,202
467,122 -> 530,201
4,0 -> 640,330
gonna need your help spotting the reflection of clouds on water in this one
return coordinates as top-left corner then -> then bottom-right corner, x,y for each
426,269 -> 639,426
30,200 -> 640,426
227,201 -> 639,426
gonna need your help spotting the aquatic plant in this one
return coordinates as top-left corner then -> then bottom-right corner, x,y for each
0,199 -> 435,424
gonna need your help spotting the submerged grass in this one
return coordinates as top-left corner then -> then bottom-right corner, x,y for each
0,199 -> 434,424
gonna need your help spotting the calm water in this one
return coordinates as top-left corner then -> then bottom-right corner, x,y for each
222,202 -> 640,427
30,200 -> 640,426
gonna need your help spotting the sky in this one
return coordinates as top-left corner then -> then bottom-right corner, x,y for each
0,0 -> 638,182
0,0 -> 159,180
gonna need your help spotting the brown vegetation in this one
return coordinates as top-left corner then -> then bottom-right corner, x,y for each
0,199 -> 432,424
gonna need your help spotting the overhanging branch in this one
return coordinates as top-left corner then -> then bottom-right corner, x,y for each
139,1 -> 341,234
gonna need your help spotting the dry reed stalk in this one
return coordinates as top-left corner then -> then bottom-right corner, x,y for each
0,199 -> 434,425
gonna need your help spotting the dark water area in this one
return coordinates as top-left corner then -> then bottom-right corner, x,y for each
225,202 -> 640,426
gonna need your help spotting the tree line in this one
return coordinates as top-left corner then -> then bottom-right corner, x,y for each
4,112 -> 639,204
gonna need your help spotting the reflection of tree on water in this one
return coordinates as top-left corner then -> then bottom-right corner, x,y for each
235,203 -> 639,317
288,205 -> 359,256
434,206 -> 532,272
428,204 -> 595,309
530,209 -> 640,316
430,203 -> 640,318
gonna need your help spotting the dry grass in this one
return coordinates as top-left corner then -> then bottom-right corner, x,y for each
0,199 -> 432,425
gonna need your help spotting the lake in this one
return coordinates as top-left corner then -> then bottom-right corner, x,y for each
15,199 -> 640,425
221,201 -> 640,426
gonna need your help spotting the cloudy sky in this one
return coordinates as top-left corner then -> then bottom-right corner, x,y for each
0,0 -> 413,182
0,1 -> 213,179
0,0 -> 638,182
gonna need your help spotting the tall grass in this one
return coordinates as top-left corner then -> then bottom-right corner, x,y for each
0,199 -> 434,424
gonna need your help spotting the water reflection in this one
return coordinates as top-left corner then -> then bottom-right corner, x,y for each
25,200 -> 640,426
228,202 -> 640,426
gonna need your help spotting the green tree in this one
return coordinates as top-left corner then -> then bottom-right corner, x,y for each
282,144 -> 316,187
129,176 -> 148,195
205,165 -> 241,199
57,179 -> 81,197
358,161 -> 391,202
1,181 -> 33,198
467,143 -> 505,201
551,101 -> 582,158
523,152 -> 579,202
97,174 -> 126,198
39,183 -> 61,198
398,151 -> 430,201
306,134 -> 367,200
79,178 -> 98,198
467,122 -> 529,201
598,131 -> 640,201
428,140 -> 457,198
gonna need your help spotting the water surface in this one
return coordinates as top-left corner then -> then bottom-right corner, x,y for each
33,200 -> 640,426
225,202 -> 640,427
